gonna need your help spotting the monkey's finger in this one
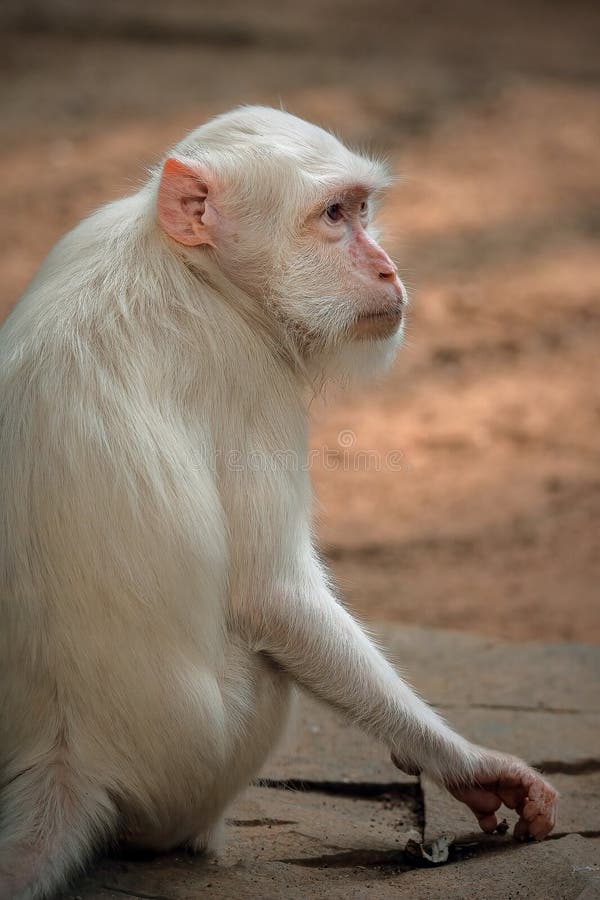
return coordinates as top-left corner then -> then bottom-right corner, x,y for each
513,786 -> 557,841
476,812 -> 499,833
514,816 -> 531,841
450,785 -> 502,816
514,810 -> 554,842
528,812 -> 556,841
496,784 -> 526,810
524,779 -> 558,826
522,798 -> 544,822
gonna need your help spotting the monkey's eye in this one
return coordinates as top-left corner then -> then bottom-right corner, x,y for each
360,200 -> 368,217
325,203 -> 343,223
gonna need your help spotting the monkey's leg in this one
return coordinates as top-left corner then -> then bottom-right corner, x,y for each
181,651 -> 292,856
234,579 -> 557,840
114,645 -> 292,859
0,758 -> 117,899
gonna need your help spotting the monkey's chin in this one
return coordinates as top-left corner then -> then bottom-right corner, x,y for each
319,322 -> 404,387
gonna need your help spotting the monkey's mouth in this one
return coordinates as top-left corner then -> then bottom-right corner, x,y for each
358,309 -> 402,321
350,306 -> 403,341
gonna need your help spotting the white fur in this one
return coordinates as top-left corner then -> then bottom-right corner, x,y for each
0,107 -> 552,898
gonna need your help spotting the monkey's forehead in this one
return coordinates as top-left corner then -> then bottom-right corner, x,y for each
174,105 -> 390,191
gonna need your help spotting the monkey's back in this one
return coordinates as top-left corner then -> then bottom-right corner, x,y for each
0,202 -> 247,830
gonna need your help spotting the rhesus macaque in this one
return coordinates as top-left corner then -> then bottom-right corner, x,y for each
0,107 -> 557,898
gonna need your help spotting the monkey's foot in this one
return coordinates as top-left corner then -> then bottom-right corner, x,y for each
186,819 -> 225,855
448,762 -> 558,841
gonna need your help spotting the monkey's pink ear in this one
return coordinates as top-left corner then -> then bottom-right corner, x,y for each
157,157 -> 217,247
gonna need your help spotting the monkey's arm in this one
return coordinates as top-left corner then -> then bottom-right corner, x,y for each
236,576 -> 557,840
241,580 -> 474,780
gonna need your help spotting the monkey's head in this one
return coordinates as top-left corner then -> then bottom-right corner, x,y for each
156,106 -> 406,377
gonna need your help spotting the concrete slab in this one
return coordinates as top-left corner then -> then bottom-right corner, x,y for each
225,782 -> 421,858
399,834 -> 600,900
551,772 -> 600,836
439,707 -> 600,769
264,691 -> 416,785
383,626 -> 600,712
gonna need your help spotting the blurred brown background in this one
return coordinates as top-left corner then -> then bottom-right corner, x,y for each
1,0 -> 599,642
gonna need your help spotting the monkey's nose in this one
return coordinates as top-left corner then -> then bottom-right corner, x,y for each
378,265 -> 405,301
375,253 -> 398,281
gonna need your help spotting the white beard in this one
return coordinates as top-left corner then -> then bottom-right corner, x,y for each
310,322 -> 405,388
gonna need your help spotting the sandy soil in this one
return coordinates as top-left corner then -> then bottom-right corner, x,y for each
1,0 -> 598,642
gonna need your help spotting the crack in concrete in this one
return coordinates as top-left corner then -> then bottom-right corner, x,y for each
279,847 -> 408,869
256,777 -> 421,799
227,816 -> 298,827
436,702 -> 590,715
531,759 -> 600,775
258,776 -> 425,847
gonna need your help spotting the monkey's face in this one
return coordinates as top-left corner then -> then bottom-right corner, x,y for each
157,107 -> 407,372
272,182 -> 407,356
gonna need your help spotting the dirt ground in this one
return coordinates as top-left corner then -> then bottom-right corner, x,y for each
1,0 -> 599,642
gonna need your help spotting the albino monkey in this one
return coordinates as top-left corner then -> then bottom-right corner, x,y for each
0,107 -> 557,898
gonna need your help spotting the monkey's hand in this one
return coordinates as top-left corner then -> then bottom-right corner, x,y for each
447,754 -> 557,841
392,748 -> 557,840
